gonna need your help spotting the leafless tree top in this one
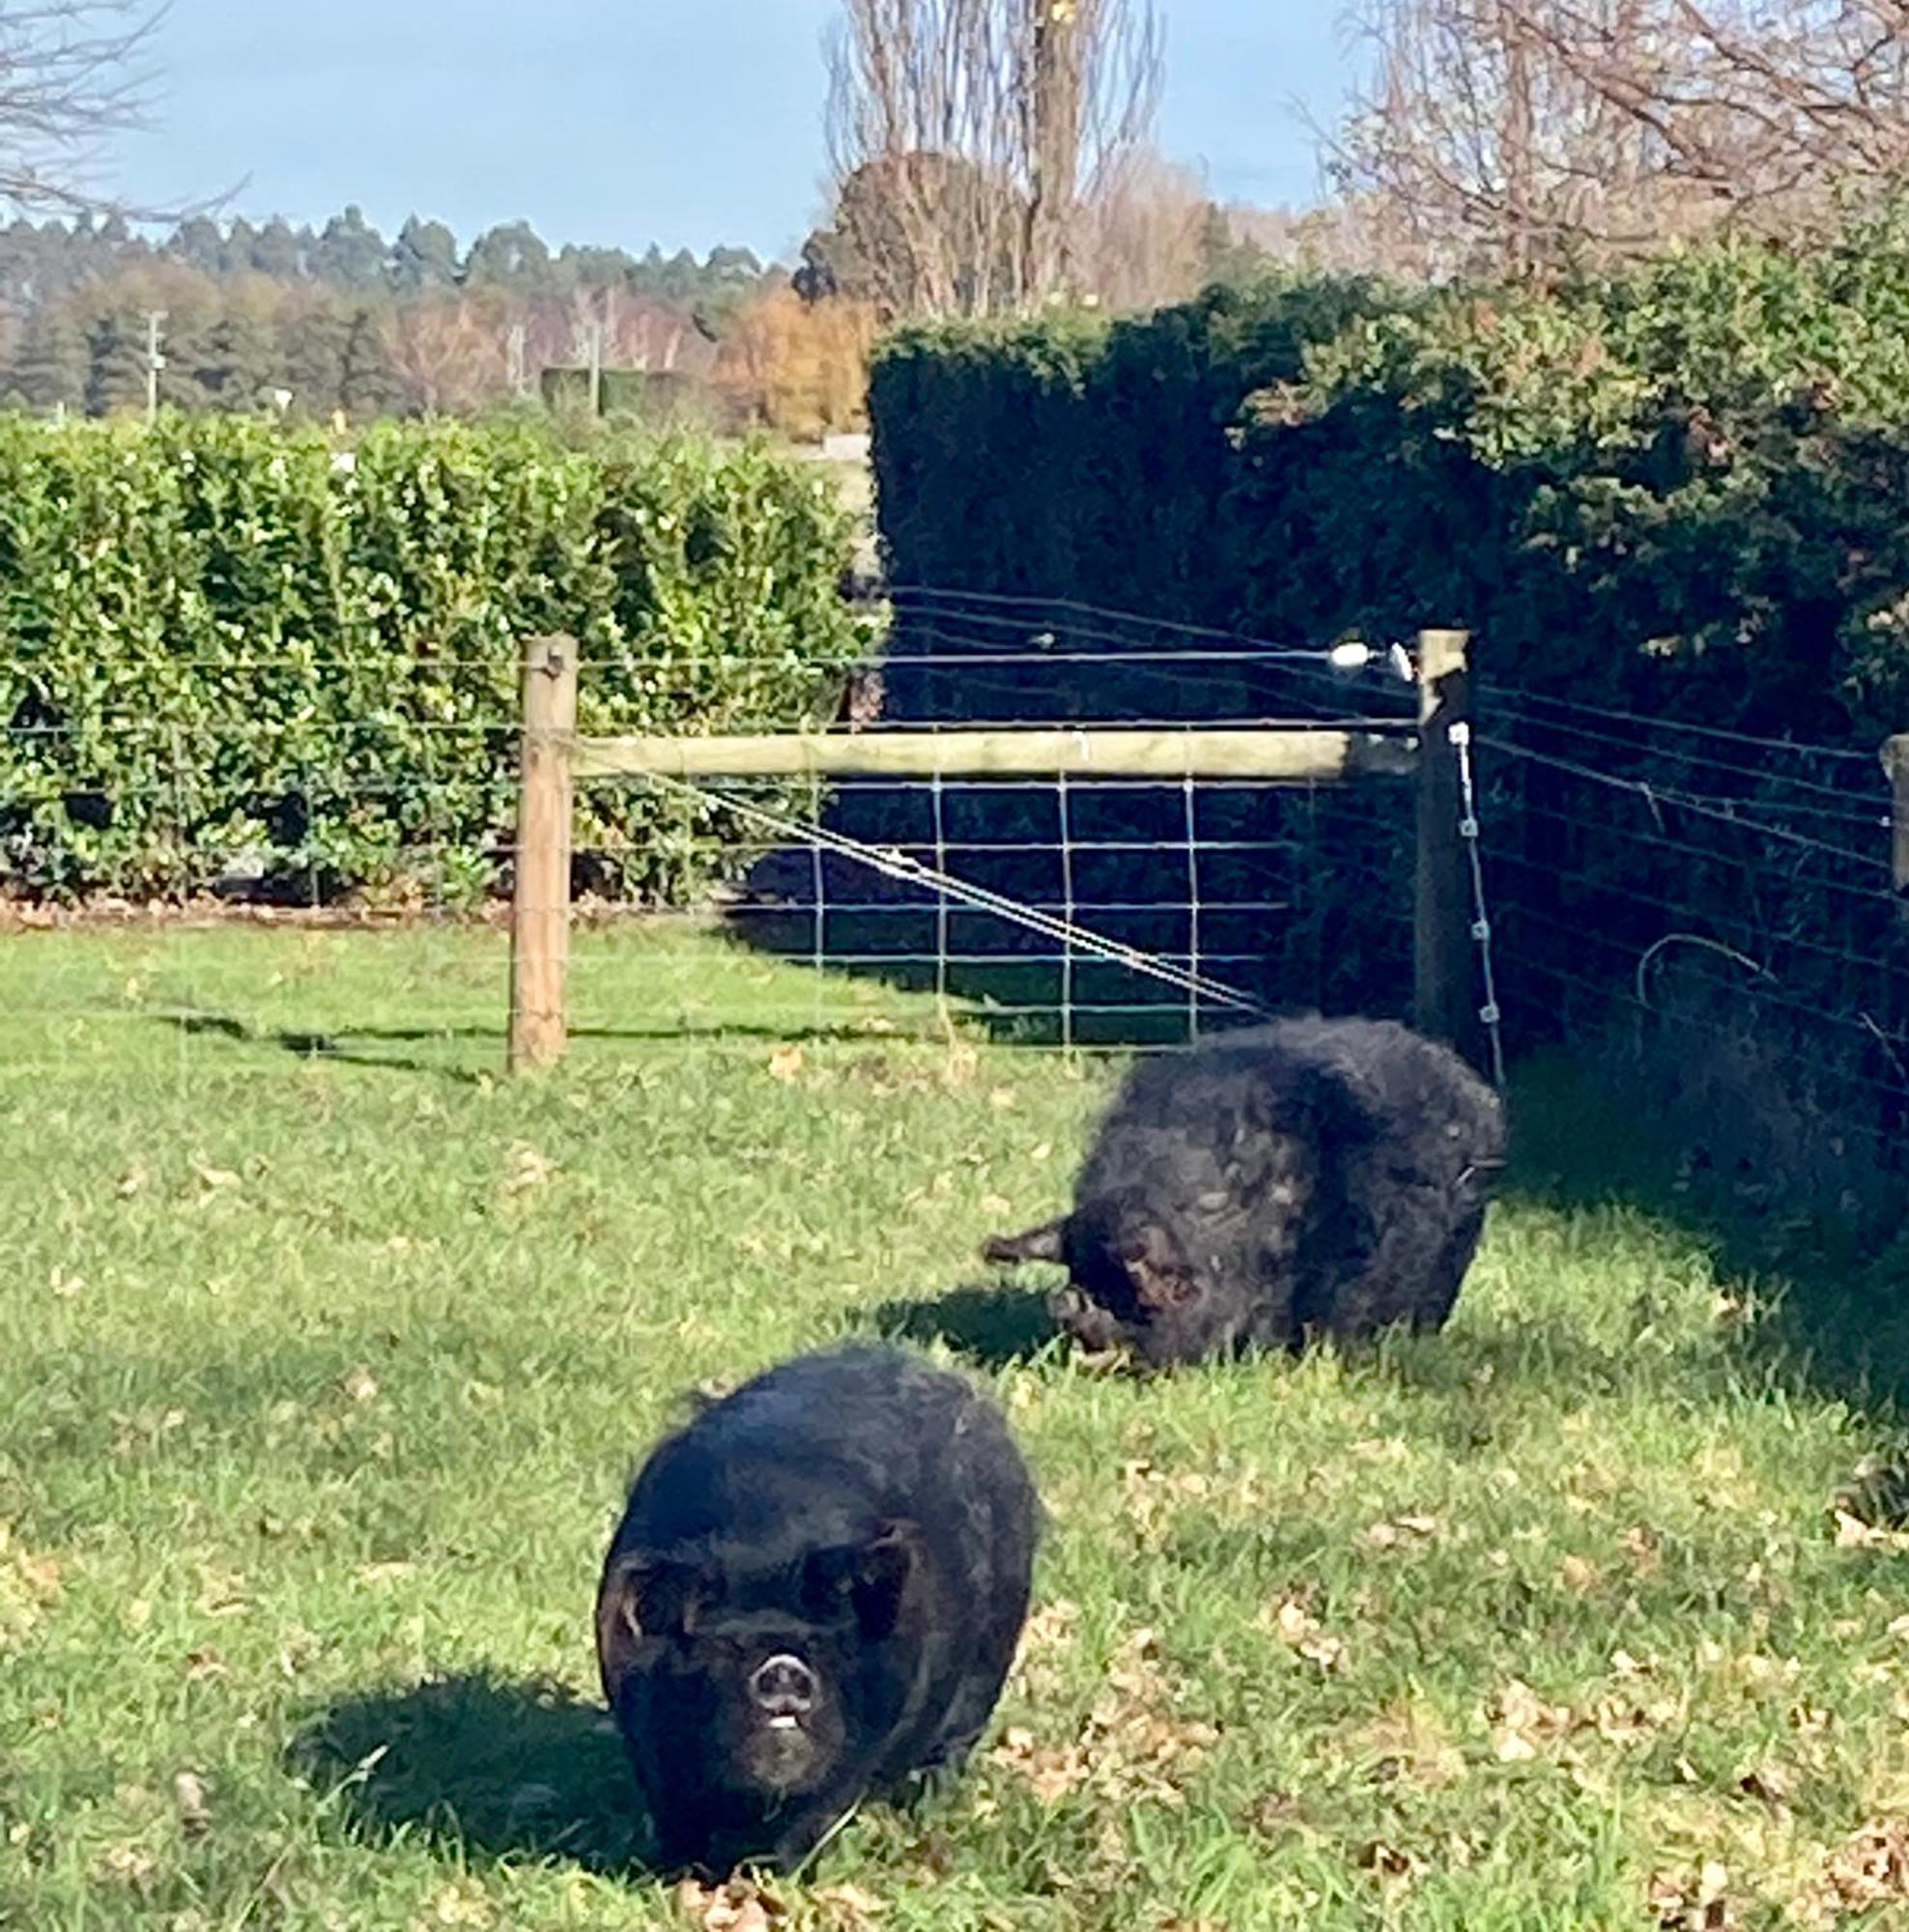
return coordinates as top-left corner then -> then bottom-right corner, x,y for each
0,2 -> 168,215
1331,0 -> 1909,271
824,0 -> 1164,317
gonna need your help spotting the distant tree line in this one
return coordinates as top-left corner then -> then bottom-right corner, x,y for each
0,208 -> 782,422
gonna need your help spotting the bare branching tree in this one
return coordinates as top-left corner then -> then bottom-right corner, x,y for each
1074,146 -> 1210,309
824,0 -> 1164,316
1332,0 -> 1909,271
0,2 -> 168,214
1217,193 -> 1440,279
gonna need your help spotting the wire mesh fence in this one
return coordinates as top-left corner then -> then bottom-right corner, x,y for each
567,585 -> 1426,1047
1471,684 -> 1909,1208
8,581 -> 1909,1227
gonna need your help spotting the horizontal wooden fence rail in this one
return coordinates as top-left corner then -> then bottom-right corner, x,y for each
571,726 -> 1417,784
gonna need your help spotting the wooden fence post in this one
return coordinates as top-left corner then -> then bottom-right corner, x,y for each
507,634 -> 579,1073
1414,628 -> 1482,1068
1880,736 -> 1909,1145
1885,736 -> 1909,915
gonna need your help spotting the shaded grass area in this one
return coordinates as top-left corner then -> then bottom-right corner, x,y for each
4,918 -> 1909,1929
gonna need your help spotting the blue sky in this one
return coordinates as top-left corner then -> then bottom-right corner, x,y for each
109,2 -> 1353,262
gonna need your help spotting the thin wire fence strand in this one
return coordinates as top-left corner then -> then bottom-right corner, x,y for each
1480,736 -> 1894,876
1484,696 -> 1892,813
1478,679 -> 1878,761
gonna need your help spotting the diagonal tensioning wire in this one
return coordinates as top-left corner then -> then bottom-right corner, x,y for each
635,766 -> 1278,1023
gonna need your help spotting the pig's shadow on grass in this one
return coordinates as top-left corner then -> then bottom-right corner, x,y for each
871,1282 -> 1061,1368
294,1672 -> 647,1874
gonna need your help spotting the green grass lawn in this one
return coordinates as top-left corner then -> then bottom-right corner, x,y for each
5,917 -> 1909,1930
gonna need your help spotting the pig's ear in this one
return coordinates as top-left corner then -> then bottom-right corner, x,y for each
983,1219 -> 1067,1265
597,1550 -> 705,1671
803,1521 -> 922,1639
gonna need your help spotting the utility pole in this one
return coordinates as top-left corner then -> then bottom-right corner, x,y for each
570,312 -> 606,415
506,321 -> 527,400
144,310 -> 166,425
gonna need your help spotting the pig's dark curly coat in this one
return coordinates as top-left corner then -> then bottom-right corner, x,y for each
595,1344 -> 1039,1877
985,1017 -> 1505,1366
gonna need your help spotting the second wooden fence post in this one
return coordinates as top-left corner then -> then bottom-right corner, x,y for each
1414,627 -> 1483,1070
507,633 -> 580,1073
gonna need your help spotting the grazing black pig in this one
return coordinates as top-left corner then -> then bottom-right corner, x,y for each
984,1016 -> 1505,1367
594,1343 -> 1039,1876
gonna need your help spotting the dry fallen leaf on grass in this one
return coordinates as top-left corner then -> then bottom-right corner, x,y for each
1813,1817 -> 1909,1915
675,1876 -> 787,1931
173,1771 -> 210,1840
1363,1512 -> 1442,1550
1733,1763 -> 1791,1814
1585,1691 -> 1670,1749
1016,1598 -> 1081,1659
990,1724 -> 1092,1804
1242,1791 -> 1303,1839
500,1145 -> 558,1197
420,1877 -> 496,1927
1266,1598 -> 1319,1645
1359,1839 -> 1422,1886
0,1527 -> 64,1651
1257,1598 -> 1347,1671
193,1564 -> 251,1619
94,1843 -> 157,1891
992,1626 -> 1217,1809
339,1366 -> 380,1405
1009,1598 -> 1080,1700
1489,1679 -> 1573,1762
812,1881 -> 887,1929
5,1544 -> 61,1605
1832,1506 -> 1909,1551
1648,1860 -> 1734,1930
1349,1701 -> 1466,1789
1620,1525 -> 1663,1574
355,1560 -> 414,1585
1120,1460 -> 1212,1545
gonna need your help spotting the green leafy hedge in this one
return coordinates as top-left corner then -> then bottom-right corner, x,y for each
870,279 -> 1399,626
0,415 -> 865,902
870,213 -> 1909,739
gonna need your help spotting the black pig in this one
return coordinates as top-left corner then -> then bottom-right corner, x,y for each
984,1016 -> 1505,1367
594,1343 -> 1039,1876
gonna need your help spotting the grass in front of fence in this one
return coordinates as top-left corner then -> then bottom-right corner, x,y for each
4,918 -> 1909,1931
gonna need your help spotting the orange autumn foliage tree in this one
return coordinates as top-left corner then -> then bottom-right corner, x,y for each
716,288 -> 877,438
